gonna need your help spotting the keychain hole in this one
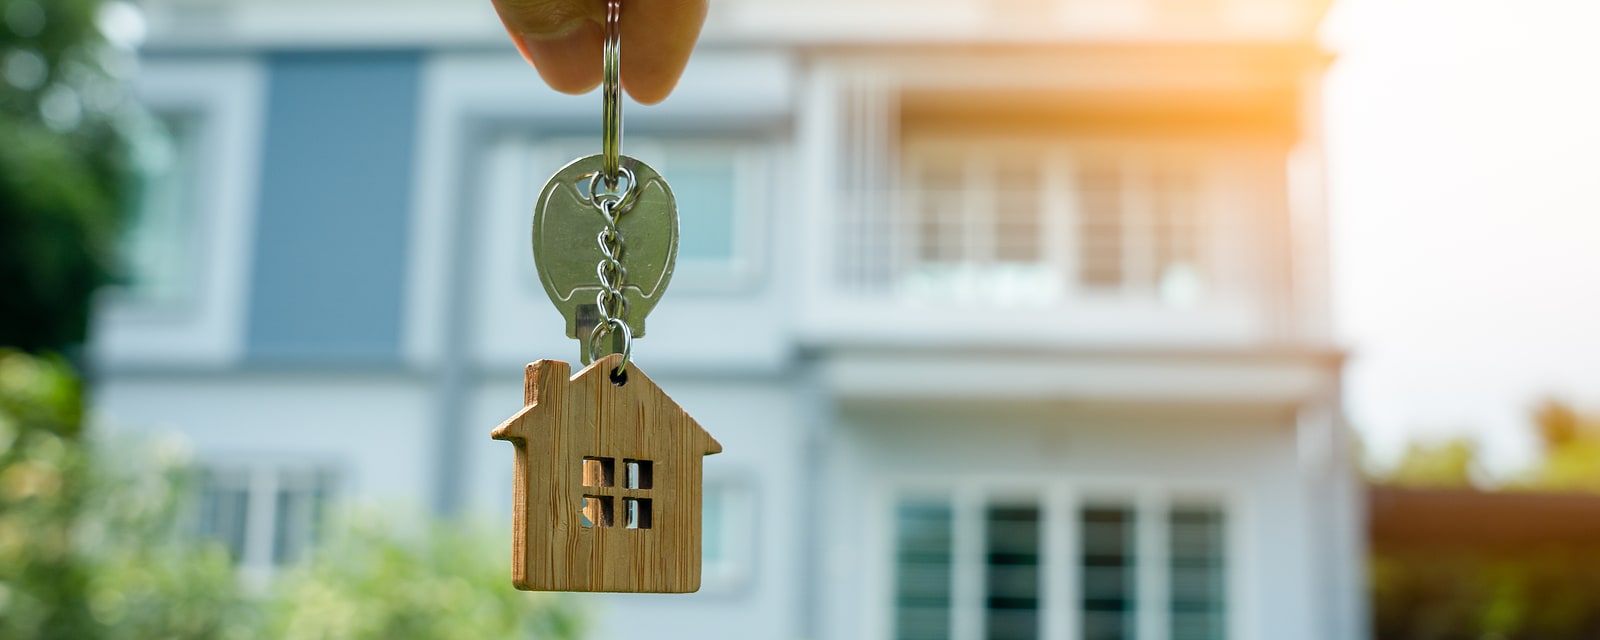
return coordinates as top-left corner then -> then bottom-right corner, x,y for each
609,367 -> 629,387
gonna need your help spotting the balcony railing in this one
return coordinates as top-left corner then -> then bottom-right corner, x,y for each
803,142 -> 1284,346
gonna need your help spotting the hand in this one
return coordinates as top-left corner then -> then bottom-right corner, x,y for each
491,0 -> 709,105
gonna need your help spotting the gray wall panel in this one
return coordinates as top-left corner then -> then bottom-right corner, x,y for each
247,51 -> 420,362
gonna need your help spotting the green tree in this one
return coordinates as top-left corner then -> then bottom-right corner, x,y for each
1375,437 -> 1480,489
0,0 -> 129,354
1517,399 -> 1600,491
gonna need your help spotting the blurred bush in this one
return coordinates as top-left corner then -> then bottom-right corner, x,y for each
264,519 -> 585,640
0,349 -> 585,640
0,349 -> 100,638
1371,547 -> 1600,640
1370,400 -> 1600,640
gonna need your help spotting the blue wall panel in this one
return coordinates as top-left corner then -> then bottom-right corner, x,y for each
247,52 -> 420,363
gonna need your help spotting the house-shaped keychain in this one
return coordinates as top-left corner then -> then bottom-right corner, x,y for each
490,354 -> 722,592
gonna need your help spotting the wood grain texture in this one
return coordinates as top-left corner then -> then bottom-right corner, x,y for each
490,354 -> 722,593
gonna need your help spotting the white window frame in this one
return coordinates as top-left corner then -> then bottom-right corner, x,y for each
874,477 -> 1241,640
93,57 -> 265,368
194,458 -> 339,590
701,473 -> 758,593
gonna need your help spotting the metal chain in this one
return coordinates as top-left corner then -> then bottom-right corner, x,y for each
585,0 -> 632,380
586,177 -> 635,376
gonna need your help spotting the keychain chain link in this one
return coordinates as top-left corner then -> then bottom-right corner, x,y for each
586,0 -> 631,378
588,182 -> 634,373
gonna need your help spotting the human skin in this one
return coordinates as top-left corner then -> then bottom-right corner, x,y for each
490,0 -> 709,105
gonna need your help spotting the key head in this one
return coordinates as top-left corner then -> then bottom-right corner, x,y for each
532,154 -> 679,350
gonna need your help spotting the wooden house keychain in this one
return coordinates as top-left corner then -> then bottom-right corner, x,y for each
490,0 -> 722,594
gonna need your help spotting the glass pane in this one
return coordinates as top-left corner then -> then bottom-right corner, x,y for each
197,469 -> 250,563
1081,505 -> 1137,640
122,112 -> 200,304
1077,163 -> 1123,289
895,499 -> 954,640
986,504 -> 1041,640
703,488 -> 724,564
914,159 -> 966,265
670,150 -> 738,261
993,157 -> 1042,264
1151,161 -> 1202,291
1169,506 -> 1225,640
272,469 -> 332,565
272,485 -> 304,564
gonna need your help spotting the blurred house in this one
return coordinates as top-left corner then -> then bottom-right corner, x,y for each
93,0 -> 1356,638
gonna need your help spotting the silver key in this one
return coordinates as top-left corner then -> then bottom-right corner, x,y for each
531,153 -> 678,353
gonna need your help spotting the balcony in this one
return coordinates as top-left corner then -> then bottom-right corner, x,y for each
798,138 -> 1293,349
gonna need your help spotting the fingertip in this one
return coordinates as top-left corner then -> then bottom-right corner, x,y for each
519,22 -> 604,96
621,0 -> 707,105
623,76 -> 677,106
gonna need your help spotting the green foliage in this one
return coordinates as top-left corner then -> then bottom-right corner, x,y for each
0,349 -> 587,639
0,349 -> 252,639
0,350 -> 94,639
0,0 -> 131,352
76,435 -> 254,640
1370,400 -> 1600,640
1379,437 -> 1480,489
1372,548 -> 1600,640
1515,399 -> 1600,492
264,519 -> 584,640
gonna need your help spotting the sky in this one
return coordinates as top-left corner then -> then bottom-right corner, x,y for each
1322,0 -> 1600,473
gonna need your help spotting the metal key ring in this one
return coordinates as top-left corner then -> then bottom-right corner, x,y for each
600,0 -> 622,186
585,165 -> 638,213
587,317 -> 632,378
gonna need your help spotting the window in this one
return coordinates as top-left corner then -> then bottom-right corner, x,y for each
195,464 -> 336,574
120,111 -> 201,305
895,500 -> 954,640
95,58 -> 265,367
890,492 -> 1228,640
580,456 -> 651,529
1169,505 -> 1226,640
1079,156 -> 1206,305
986,504 -> 1042,640
880,140 -> 1215,306
902,149 -> 1056,302
702,477 -> 756,591
1081,506 -> 1137,640
664,147 -> 740,262
197,468 -> 250,563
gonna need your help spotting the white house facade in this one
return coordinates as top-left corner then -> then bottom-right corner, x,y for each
93,0 -> 1362,638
